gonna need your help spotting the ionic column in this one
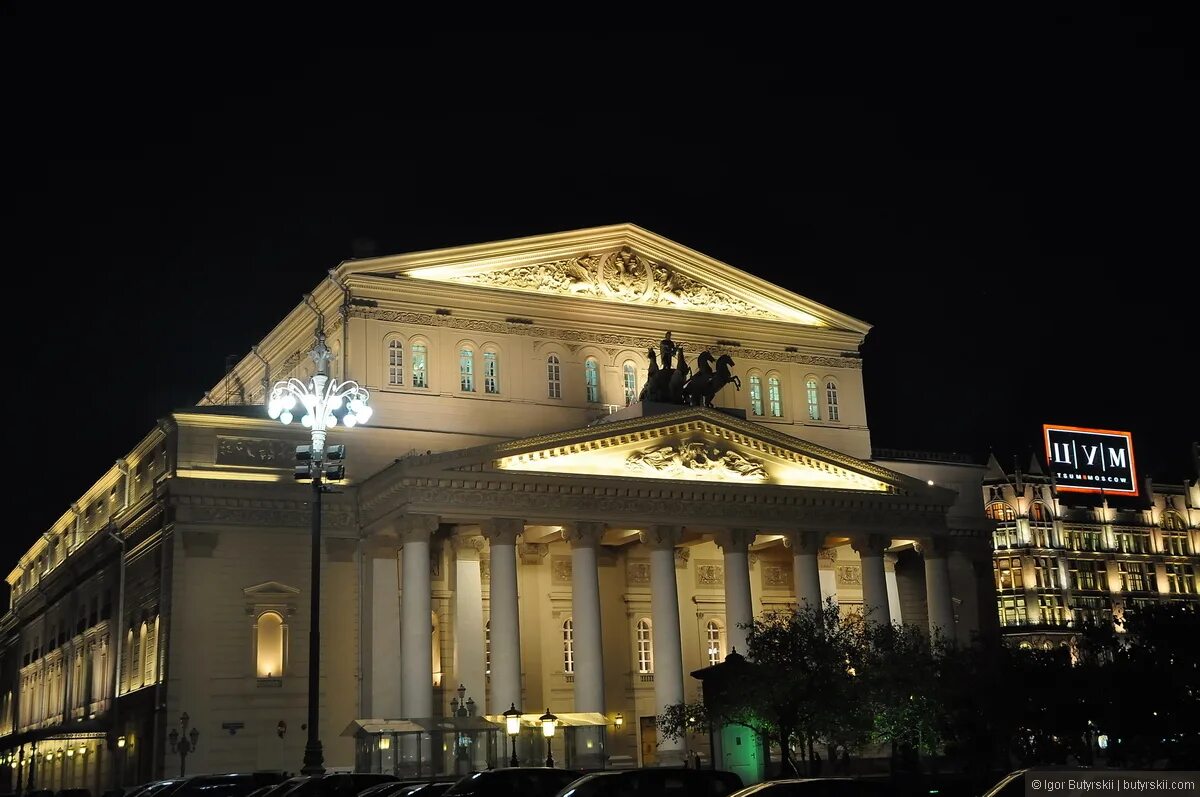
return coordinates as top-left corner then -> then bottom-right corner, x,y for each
399,515 -> 440,719
481,518 -> 524,714
783,531 -> 823,610
850,534 -> 890,625
639,525 -> 685,766
918,536 -> 956,640
561,522 -> 606,713
562,521 -> 607,770
714,529 -> 755,656
452,532 -> 487,714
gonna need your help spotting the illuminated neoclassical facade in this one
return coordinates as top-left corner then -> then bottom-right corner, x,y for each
0,225 -> 997,787
983,455 -> 1200,648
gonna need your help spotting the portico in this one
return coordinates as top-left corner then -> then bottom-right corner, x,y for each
358,406 -> 988,769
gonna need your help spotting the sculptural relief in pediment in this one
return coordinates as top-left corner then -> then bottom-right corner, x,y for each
429,247 -> 816,323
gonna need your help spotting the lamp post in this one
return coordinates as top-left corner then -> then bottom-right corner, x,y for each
503,703 -> 522,767
267,330 -> 372,775
167,713 -> 199,778
539,709 -> 557,769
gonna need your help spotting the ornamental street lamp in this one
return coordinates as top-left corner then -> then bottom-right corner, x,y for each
167,713 -> 199,777
502,703 -> 522,767
539,708 -> 558,769
267,330 -> 371,775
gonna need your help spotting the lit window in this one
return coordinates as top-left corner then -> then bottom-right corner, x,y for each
749,376 -> 763,416
806,379 -> 820,420
1034,557 -> 1061,589
459,348 -> 475,392
623,362 -> 637,406
483,351 -> 499,394
388,339 -> 404,386
562,619 -> 574,674
825,381 -> 839,421
257,611 -> 285,678
1165,564 -> 1196,594
144,617 -> 158,685
1118,561 -> 1151,592
548,355 -> 562,399
986,502 -> 1015,522
411,343 -> 428,388
768,376 -> 782,417
994,557 -> 1023,590
585,358 -> 600,403
636,618 -> 653,673
705,620 -> 724,667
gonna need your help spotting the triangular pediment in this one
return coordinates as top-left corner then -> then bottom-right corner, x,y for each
392,407 -> 940,496
340,224 -> 870,332
243,581 -> 300,598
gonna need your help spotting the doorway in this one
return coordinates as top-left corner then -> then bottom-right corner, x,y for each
640,716 -> 658,766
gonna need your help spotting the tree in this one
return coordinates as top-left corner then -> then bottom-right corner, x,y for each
860,621 -> 947,766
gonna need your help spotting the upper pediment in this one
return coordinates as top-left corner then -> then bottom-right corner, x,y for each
341,224 -> 871,333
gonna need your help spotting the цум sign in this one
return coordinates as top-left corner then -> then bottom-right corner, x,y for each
1043,424 -> 1138,496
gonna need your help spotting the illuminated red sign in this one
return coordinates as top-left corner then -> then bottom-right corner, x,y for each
1043,425 -> 1138,496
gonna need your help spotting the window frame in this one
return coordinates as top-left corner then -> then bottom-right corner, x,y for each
584,358 -> 600,403
824,378 -> 840,422
635,618 -> 653,674
459,347 -> 475,393
622,362 -> 637,406
387,337 -> 405,386
547,354 -> 562,399
748,374 -> 764,416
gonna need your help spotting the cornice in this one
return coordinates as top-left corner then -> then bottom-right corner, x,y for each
171,495 -> 355,529
350,307 -> 860,369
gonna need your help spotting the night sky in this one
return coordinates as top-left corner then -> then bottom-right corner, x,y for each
7,15 -> 1197,574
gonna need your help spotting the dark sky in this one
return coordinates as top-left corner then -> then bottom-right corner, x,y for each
7,15 -> 1197,572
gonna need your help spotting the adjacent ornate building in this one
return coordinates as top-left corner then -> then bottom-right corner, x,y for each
0,225 -> 998,789
983,455 -> 1200,648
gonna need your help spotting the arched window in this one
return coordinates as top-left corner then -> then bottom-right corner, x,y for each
985,502 -> 1016,522
636,619 -> 653,673
459,348 -> 475,392
256,611 -> 285,678
483,350 -> 499,394
135,623 -> 147,689
562,619 -> 574,674
584,358 -> 600,403
768,376 -> 782,418
411,342 -> 429,388
484,620 -> 491,675
749,376 -> 763,416
806,379 -> 820,420
1162,511 -> 1188,555
547,355 -> 562,399
1030,502 -> 1051,522
623,362 -> 637,406
825,381 -> 840,421
706,620 -> 724,667
388,339 -> 404,386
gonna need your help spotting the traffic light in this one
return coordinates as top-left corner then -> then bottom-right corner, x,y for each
324,444 -> 346,482
294,445 -> 315,481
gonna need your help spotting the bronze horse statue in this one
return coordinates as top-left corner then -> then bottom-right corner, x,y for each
639,347 -> 692,404
682,351 -> 740,407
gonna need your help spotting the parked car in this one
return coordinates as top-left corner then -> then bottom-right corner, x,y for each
164,772 -> 291,797
444,767 -> 583,797
556,767 -> 744,797
392,785 -> 455,797
123,781 -> 187,797
726,779 -> 892,797
278,774 -> 399,797
358,779 -> 457,797
56,789 -> 93,797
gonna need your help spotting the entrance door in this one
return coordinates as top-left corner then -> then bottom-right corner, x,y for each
640,716 -> 658,766
721,723 -> 763,785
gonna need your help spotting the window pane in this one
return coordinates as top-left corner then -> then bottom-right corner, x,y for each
806,379 -> 820,420
826,381 -> 839,421
548,355 -> 561,399
585,359 -> 600,402
749,376 -> 763,416
484,351 -> 499,394
768,377 -> 782,417
412,344 -> 428,388
388,340 -> 404,385
460,349 -> 474,392
623,363 -> 637,406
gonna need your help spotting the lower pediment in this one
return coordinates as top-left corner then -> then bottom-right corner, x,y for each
493,421 -> 891,492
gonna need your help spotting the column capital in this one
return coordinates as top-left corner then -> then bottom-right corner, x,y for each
394,514 -> 440,545
451,533 -> 485,560
783,531 -> 823,555
914,536 -> 951,559
714,528 -> 756,553
562,521 -> 606,548
850,533 -> 889,557
639,525 -> 683,550
480,517 -> 524,545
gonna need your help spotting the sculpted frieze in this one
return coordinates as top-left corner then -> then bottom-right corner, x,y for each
625,441 -> 767,482
349,308 -> 861,369
447,247 -> 782,320
216,436 -> 297,467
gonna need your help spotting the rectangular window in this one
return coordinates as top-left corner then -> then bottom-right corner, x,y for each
585,361 -> 600,403
1164,531 -> 1188,556
995,557 -> 1023,589
1071,596 -> 1112,627
483,351 -> 499,394
997,596 -> 1027,626
768,377 -> 782,418
1118,561 -> 1151,592
1030,524 -> 1051,548
1038,594 -> 1068,626
459,349 -> 474,392
806,380 -> 820,420
1165,564 -> 1196,594
1115,530 -> 1150,554
826,382 -> 839,421
411,344 -> 428,388
1034,557 -> 1061,589
1068,559 -> 1107,591
548,357 -> 562,399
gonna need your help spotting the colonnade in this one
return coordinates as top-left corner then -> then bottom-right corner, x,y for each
373,516 -> 965,768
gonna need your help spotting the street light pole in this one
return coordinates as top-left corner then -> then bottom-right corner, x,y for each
267,330 -> 372,776
167,713 -> 199,778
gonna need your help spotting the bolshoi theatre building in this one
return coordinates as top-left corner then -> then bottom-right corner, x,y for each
0,225 -> 999,787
